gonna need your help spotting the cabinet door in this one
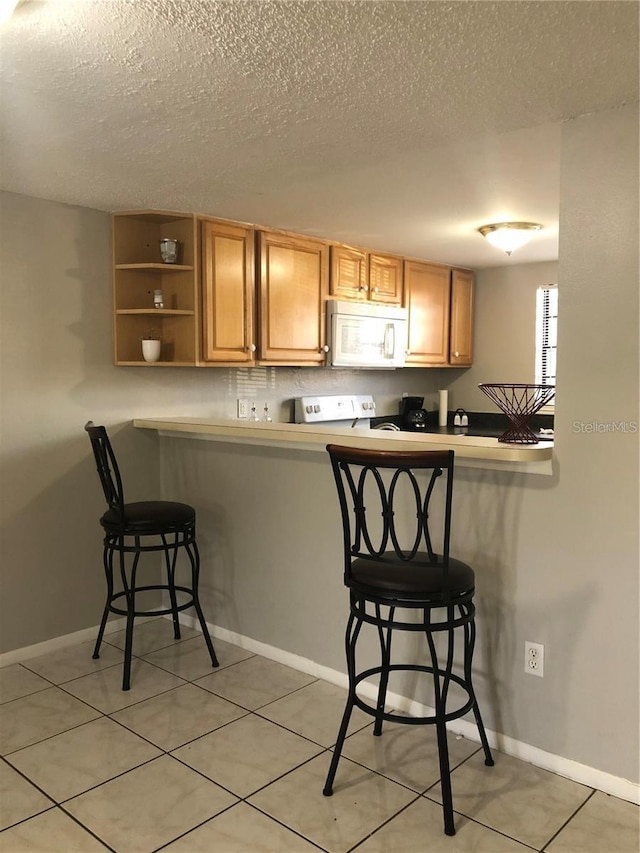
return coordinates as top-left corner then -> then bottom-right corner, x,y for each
201,220 -> 255,364
330,246 -> 368,299
404,261 -> 451,366
258,231 -> 329,365
449,269 -> 474,365
369,254 -> 403,304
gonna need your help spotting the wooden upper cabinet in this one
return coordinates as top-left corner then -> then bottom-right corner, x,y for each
112,210 -> 199,366
330,246 -> 368,299
113,210 -> 473,370
369,253 -> 403,304
330,246 -> 403,304
258,231 -> 329,365
404,260 -> 451,366
449,268 -> 474,365
200,219 -> 255,364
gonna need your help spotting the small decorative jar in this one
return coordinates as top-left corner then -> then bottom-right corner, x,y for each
141,339 -> 162,362
159,238 -> 180,264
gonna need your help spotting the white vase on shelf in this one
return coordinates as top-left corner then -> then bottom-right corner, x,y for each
141,339 -> 161,362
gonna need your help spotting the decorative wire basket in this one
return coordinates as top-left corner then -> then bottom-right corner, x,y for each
479,384 -> 556,444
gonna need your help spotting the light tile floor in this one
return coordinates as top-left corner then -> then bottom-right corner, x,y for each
0,619 -> 638,853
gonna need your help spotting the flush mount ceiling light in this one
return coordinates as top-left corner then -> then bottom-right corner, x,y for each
0,0 -> 24,27
478,222 -> 542,255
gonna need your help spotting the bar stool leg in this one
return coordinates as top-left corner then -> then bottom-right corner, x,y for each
463,606 -> 494,766
435,712 -> 455,836
162,532 -> 181,640
426,616 -> 456,836
186,538 -> 219,668
93,545 -> 113,660
120,542 -> 139,692
323,610 -> 361,796
373,605 -> 394,736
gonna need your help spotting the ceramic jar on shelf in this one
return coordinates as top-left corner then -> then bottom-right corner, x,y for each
141,338 -> 161,362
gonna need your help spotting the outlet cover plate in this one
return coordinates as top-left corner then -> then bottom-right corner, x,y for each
525,641 -> 544,677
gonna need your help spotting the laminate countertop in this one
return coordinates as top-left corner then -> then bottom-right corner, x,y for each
133,417 -> 554,476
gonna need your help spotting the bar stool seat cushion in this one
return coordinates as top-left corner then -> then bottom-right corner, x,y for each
101,501 -> 196,534
351,552 -> 475,598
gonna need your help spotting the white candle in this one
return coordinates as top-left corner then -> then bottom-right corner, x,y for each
439,390 -> 448,427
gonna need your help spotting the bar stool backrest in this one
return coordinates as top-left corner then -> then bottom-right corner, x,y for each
326,444 -> 455,583
84,422 -> 125,519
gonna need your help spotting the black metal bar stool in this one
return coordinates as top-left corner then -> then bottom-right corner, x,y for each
322,444 -> 493,836
84,422 -> 218,690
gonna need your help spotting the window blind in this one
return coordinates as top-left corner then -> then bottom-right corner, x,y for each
535,285 -> 558,389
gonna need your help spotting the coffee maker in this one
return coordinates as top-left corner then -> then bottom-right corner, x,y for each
399,396 -> 429,431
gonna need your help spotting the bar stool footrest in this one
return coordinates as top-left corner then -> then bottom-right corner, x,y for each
106,585 -> 197,618
353,664 -> 475,725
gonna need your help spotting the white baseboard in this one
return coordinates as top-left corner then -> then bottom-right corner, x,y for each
0,619 -> 127,668
188,616 -> 640,806
3,614 -> 638,807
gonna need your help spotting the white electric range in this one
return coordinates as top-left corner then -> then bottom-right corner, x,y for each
294,394 -> 376,428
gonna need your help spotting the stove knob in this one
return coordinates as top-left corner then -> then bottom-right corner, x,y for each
314,404 -> 321,413
305,405 -> 313,414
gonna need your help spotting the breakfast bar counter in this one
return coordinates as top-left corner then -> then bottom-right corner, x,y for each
133,416 -> 553,475
127,410 -> 561,771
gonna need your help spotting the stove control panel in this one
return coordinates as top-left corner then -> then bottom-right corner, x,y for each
294,394 -> 376,424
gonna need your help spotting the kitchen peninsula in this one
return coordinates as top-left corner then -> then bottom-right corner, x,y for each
128,410 -> 560,780
133,416 -> 553,475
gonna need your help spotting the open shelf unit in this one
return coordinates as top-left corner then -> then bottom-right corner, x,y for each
112,211 -> 198,365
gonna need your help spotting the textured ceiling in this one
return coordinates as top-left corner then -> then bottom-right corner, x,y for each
1,0 -> 638,267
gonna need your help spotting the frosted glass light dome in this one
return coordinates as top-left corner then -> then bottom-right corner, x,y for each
478,222 -> 542,255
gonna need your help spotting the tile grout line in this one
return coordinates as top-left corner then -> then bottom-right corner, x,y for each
54,801 -> 117,852
539,787 -> 598,852
2,635 -> 636,853
345,795 -> 428,853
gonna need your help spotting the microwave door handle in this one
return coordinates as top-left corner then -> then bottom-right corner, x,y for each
384,323 -> 395,358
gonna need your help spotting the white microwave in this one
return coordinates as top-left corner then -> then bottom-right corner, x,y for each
326,299 -> 408,369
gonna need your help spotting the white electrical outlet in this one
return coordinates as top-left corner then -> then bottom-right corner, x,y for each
237,399 -> 249,419
525,641 -> 544,677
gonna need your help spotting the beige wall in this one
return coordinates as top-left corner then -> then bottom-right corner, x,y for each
445,261 -> 559,412
550,102 -> 638,778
